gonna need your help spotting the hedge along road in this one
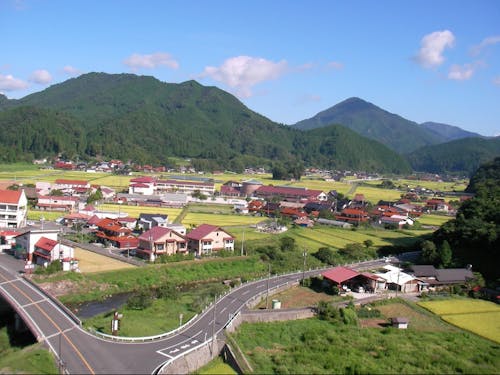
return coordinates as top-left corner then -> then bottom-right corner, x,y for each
0,253 -> 390,374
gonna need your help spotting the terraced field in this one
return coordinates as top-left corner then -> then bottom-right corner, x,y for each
419,299 -> 500,343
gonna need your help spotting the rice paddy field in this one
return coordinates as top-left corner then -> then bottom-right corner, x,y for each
98,203 -> 182,221
182,212 -> 264,227
74,248 -> 135,273
417,214 -> 454,227
418,299 -> 500,343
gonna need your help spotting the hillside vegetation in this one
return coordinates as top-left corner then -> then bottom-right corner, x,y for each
0,73 -> 409,174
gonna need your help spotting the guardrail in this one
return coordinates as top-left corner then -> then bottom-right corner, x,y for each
90,313 -> 199,342
22,275 -> 82,326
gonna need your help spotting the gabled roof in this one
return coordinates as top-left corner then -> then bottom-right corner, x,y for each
54,179 -> 88,186
410,265 -> 437,277
87,215 -> 101,225
0,189 -> 23,204
435,268 -> 474,282
138,226 -> 180,242
187,224 -> 225,240
35,237 -> 58,251
322,267 -> 360,284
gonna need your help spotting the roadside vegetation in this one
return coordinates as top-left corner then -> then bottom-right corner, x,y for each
229,300 -> 500,374
0,310 -> 57,374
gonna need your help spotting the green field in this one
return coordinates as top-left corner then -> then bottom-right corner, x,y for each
418,299 -> 500,343
182,212 -> 264,227
417,214 -> 454,227
230,301 -> 500,374
98,203 -> 182,221
196,357 -> 237,375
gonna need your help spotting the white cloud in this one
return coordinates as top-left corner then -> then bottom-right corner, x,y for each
327,61 -> 344,70
29,69 -> 52,84
123,52 -> 179,70
0,74 -> 29,91
493,76 -> 500,86
63,65 -> 81,76
415,30 -> 455,68
471,35 -> 500,56
200,56 -> 288,98
448,64 -> 475,81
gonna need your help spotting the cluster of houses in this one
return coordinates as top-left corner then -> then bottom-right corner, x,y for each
321,264 -> 475,295
0,172 -> 463,269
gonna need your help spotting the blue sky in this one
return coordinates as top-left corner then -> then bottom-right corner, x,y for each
1,0 -> 499,136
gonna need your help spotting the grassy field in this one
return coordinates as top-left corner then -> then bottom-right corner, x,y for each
0,322 -> 57,374
352,184 -> 403,202
196,357 -> 237,375
36,256 -> 268,304
98,203 -> 183,221
74,248 -> 135,273
417,214 -> 454,227
182,212 -> 264,227
231,301 -> 500,374
27,210 -> 64,221
418,298 -> 500,343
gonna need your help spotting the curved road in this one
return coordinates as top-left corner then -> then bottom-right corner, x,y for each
0,253 -> 390,374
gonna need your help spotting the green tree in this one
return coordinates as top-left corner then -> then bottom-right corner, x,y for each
421,240 -> 439,265
438,240 -> 452,268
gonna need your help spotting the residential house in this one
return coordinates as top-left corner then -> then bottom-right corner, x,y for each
335,208 -> 370,225
155,179 -> 215,196
186,224 -> 235,256
409,265 -> 474,290
0,189 -> 28,228
128,177 -> 155,195
53,179 -> 90,195
136,226 -> 186,261
36,194 -> 79,212
425,198 -> 452,213
220,181 -> 242,197
375,265 -> 420,293
94,218 -> 138,249
33,237 -> 74,266
254,185 -> 327,202
14,227 -> 60,261
0,230 -> 20,252
138,213 -> 169,231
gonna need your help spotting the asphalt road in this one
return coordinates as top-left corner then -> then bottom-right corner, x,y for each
0,252 -> 391,374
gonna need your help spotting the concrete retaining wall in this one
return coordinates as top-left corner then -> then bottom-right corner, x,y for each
159,339 -> 224,375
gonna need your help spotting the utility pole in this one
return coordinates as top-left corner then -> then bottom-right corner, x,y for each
266,263 -> 271,309
240,230 -> 245,256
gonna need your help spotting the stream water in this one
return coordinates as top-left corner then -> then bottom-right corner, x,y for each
71,293 -> 132,319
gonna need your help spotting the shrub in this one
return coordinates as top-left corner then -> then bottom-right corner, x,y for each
356,306 -> 382,318
126,290 -> 153,310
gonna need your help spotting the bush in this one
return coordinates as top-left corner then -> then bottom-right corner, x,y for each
126,290 -> 153,310
356,306 -> 382,318
34,260 -> 62,275
340,307 -> 358,326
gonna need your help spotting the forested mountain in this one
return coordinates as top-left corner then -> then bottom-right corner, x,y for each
292,97 -> 443,153
0,73 -> 410,173
419,121 -> 482,142
434,157 -> 500,281
406,137 -> 500,175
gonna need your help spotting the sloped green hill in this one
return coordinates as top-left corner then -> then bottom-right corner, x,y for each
293,97 -> 442,153
0,73 -> 412,173
0,106 -> 86,162
407,137 -> 500,175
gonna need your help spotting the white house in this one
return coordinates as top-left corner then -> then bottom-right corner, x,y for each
14,228 -> 60,261
0,189 -> 28,228
33,236 -> 74,267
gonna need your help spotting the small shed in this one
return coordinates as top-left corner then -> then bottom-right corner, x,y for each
390,317 -> 409,329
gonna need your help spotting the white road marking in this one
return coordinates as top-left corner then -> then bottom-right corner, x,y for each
181,344 -> 189,349
21,299 -> 46,308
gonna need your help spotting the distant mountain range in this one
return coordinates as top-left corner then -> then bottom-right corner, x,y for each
0,73 -> 498,175
292,97 -> 484,154
0,73 -> 411,174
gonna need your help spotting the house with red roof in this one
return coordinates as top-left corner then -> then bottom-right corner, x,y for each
255,185 -> 327,202
136,226 -> 186,261
0,189 -> 28,228
335,208 -> 370,225
186,224 -> 235,256
53,179 -> 90,194
94,218 -> 138,249
33,237 -> 74,266
36,194 -> 79,212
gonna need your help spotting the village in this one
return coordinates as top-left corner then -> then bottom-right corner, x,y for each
0,159 -> 476,300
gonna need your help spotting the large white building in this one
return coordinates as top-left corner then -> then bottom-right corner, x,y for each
0,189 -> 28,228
